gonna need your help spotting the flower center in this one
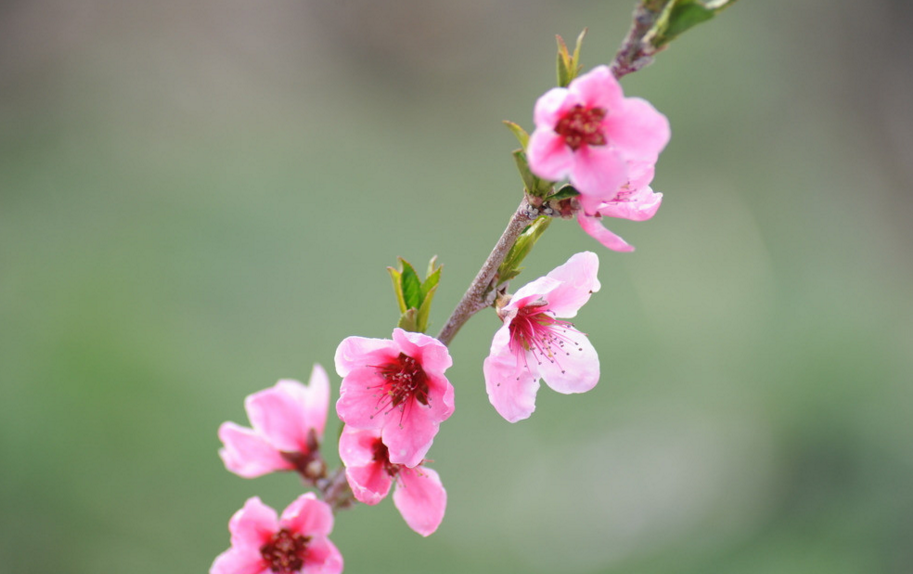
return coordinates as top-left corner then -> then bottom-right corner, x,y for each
554,104 -> 607,151
368,353 -> 431,422
371,438 -> 401,477
260,528 -> 310,574
508,305 -> 581,373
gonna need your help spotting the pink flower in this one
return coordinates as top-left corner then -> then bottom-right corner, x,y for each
526,65 -> 669,203
576,161 -> 663,252
339,426 -> 446,537
335,328 -> 454,469
483,252 -> 601,422
219,364 -> 330,479
211,494 -> 343,574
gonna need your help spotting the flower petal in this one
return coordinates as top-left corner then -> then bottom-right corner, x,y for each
483,341 -> 541,423
391,328 -> 453,376
393,467 -> 447,537
303,364 -> 331,438
381,403 -> 438,468
218,422 -> 293,479
506,276 -> 562,314
577,211 -> 635,252
228,497 -> 278,549
569,145 -> 628,198
335,366 -> 388,430
569,65 -> 623,111
533,86 -> 576,129
345,463 -> 392,505
280,493 -> 334,538
604,96 -> 670,163
543,251 -> 601,318
245,380 -> 310,453
339,427 -> 393,505
536,325 -> 600,395
210,547 -> 266,574
335,336 -> 398,377
527,130 -> 574,182
301,537 -> 344,574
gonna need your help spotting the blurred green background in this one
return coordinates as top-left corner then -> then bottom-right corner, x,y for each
2,0 -> 912,572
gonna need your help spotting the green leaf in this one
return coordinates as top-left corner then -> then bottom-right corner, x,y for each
650,0 -> 739,48
415,284 -> 438,334
512,150 -> 553,198
397,308 -> 419,332
386,267 -> 407,314
546,185 -> 580,202
399,258 -> 422,310
503,121 -> 530,149
556,34 -> 572,87
497,216 -> 551,286
421,265 -> 441,301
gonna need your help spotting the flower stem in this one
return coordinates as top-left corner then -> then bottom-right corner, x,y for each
611,1 -> 668,79
437,195 -> 539,346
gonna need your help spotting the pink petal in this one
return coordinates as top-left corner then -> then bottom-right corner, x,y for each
218,422 -> 293,479
506,276 -> 562,314
527,130 -> 575,182
210,547 -> 267,574
228,497 -> 278,549
483,337 -> 542,423
393,467 -> 447,537
542,251 -> 601,318
301,537 -> 344,574
568,65 -> 623,112
536,325 -> 600,395
345,463 -> 392,505
569,144 -> 628,198
335,336 -> 398,377
533,86 -> 576,129
381,404 -> 438,468
598,188 -> 663,222
280,493 -> 334,538
339,427 -> 393,504
337,425 -> 379,468
391,328 -> 453,376
577,211 -> 635,252
303,364 -> 330,438
604,96 -> 671,163
245,380 -> 311,453
335,366 -> 388,430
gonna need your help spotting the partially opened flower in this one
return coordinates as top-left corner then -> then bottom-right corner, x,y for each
335,328 -> 454,468
576,161 -> 663,252
219,364 -> 330,479
339,426 -> 446,537
484,251 -> 601,422
527,65 -> 669,204
211,494 -> 343,574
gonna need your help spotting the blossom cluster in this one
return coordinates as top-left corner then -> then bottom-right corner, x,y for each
210,60 -> 669,574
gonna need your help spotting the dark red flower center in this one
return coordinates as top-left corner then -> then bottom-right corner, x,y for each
260,528 -> 310,574
508,305 -> 581,374
371,438 -> 401,478
372,353 -> 430,414
554,104 -> 608,151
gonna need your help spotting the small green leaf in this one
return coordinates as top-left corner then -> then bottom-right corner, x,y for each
421,266 -> 441,301
399,258 -> 422,310
571,28 -> 587,73
513,150 -> 553,198
397,308 -> 419,332
387,267 -> 407,314
415,284 -> 438,334
498,216 -> 551,286
546,185 -> 580,202
650,0 -> 739,48
556,34 -> 572,87
503,121 -> 530,149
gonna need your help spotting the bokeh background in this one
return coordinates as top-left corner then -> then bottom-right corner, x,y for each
2,0 -> 912,572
